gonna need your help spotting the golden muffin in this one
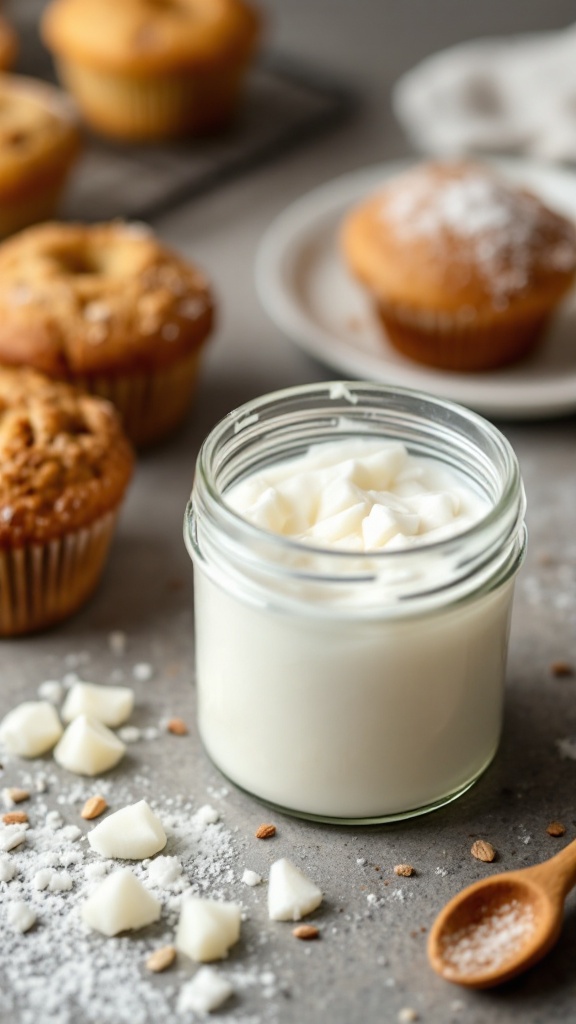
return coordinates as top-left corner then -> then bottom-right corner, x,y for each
0,367 -> 133,636
0,75 -> 80,239
42,0 -> 261,141
342,162 -> 576,372
0,221 -> 214,446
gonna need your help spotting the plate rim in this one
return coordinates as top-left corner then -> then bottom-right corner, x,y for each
255,157 -> 576,419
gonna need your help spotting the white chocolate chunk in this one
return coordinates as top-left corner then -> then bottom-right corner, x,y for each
61,682 -> 134,728
0,701 -> 63,757
176,898 -> 241,962
81,868 -> 161,936
177,967 -> 234,1014
7,900 -> 36,933
0,828 -> 27,852
242,869 -> 262,887
268,858 -> 322,921
88,800 -> 166,860
362,503 -> 419,548
0,855 -> 16,881
33,868 -> 73,892
53,715 -> 125,776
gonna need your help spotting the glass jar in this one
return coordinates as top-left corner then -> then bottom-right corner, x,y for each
184,382 -> 526,824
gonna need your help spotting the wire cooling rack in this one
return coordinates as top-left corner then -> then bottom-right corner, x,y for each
17,2 -> 356,222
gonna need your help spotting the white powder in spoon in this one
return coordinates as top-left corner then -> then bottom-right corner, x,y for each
440,897 -> 537,978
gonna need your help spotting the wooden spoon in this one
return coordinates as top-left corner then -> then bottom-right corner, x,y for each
428,838 -> 576,988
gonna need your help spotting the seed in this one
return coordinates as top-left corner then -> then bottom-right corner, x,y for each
394,864 -> 415,877
167,718 -> 188,736
292,925 -> 319,940
546,821 -> 566,837
4,788 -> 30,804
550,660 -> 574,678
146,945 -> 176,972
471,839 -> 496,862
255,823 -> 276,839
81,796 -> 108,820
2,811 -> 28,825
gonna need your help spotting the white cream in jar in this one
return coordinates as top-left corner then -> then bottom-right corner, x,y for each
186,383 -> 526,823
225,438 -> 489,551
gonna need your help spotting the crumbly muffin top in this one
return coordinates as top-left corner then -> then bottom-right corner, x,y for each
0,368 -> 133,547
0,75 -> 79,188
0,221 -> 214,377
343,162 -> 576,313
42,0 -> 260,74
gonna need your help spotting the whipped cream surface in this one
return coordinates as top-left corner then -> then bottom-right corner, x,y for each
225,438 -> 488,550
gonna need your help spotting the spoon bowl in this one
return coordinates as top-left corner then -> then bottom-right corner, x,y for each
428,838 -> 576,988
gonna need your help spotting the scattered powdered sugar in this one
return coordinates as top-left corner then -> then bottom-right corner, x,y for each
108,631 -> 127,656
440,897 -> 536,978
146,855 -> 182,890
0,786 -> 242,1023
382,167 -> 576,304
132,663 -> 153,682
38,682 -> 64,705
556,736 -> 576,760
193,804 -> 220,827
117,726 -> 141,744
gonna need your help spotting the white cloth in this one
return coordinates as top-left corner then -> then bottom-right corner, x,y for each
393,23 -> 576,162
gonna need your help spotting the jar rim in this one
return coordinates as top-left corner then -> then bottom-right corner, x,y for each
192,380 -> 523,565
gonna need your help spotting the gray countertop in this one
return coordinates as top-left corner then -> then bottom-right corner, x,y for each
2,2 -> 576,1023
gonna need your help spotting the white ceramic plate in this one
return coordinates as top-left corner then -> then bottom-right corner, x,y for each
256,159 -> 576,419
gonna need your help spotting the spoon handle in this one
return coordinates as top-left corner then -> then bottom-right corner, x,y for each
528,837 -> 576,901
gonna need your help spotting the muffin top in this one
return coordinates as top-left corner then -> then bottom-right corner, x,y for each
0,221 -> 214,376
0,368 -> 133,547
42,0 -> 260,74
0,75 -> 79,190
342,162 -> 576,313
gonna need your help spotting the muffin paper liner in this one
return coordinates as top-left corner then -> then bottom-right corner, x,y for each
376,300 -> 549,372
0,165 -> 76,239
76,347 -> 203,447
57,59 -> 246,140
0,511 -> 117,636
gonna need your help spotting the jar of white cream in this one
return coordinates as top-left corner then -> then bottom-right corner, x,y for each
185,383 -> 526,824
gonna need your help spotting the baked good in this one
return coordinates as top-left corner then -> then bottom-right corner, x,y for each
0,367 -> 133,636
341,162 -> 576,372
0,74 -> 80,239
0,220 -> 214,446
41,0 -> 261,141
0,15 -> 17,71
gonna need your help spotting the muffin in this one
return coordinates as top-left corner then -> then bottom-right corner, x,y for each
0,221 -> 214,446
342,162 -> 576,372
0,74 -> 81,239
41,0 -> 261,141
0,15 -> 17,71
0,367 -> 133,636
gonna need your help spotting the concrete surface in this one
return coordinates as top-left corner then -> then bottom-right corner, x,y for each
2,1 -> 576,1022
